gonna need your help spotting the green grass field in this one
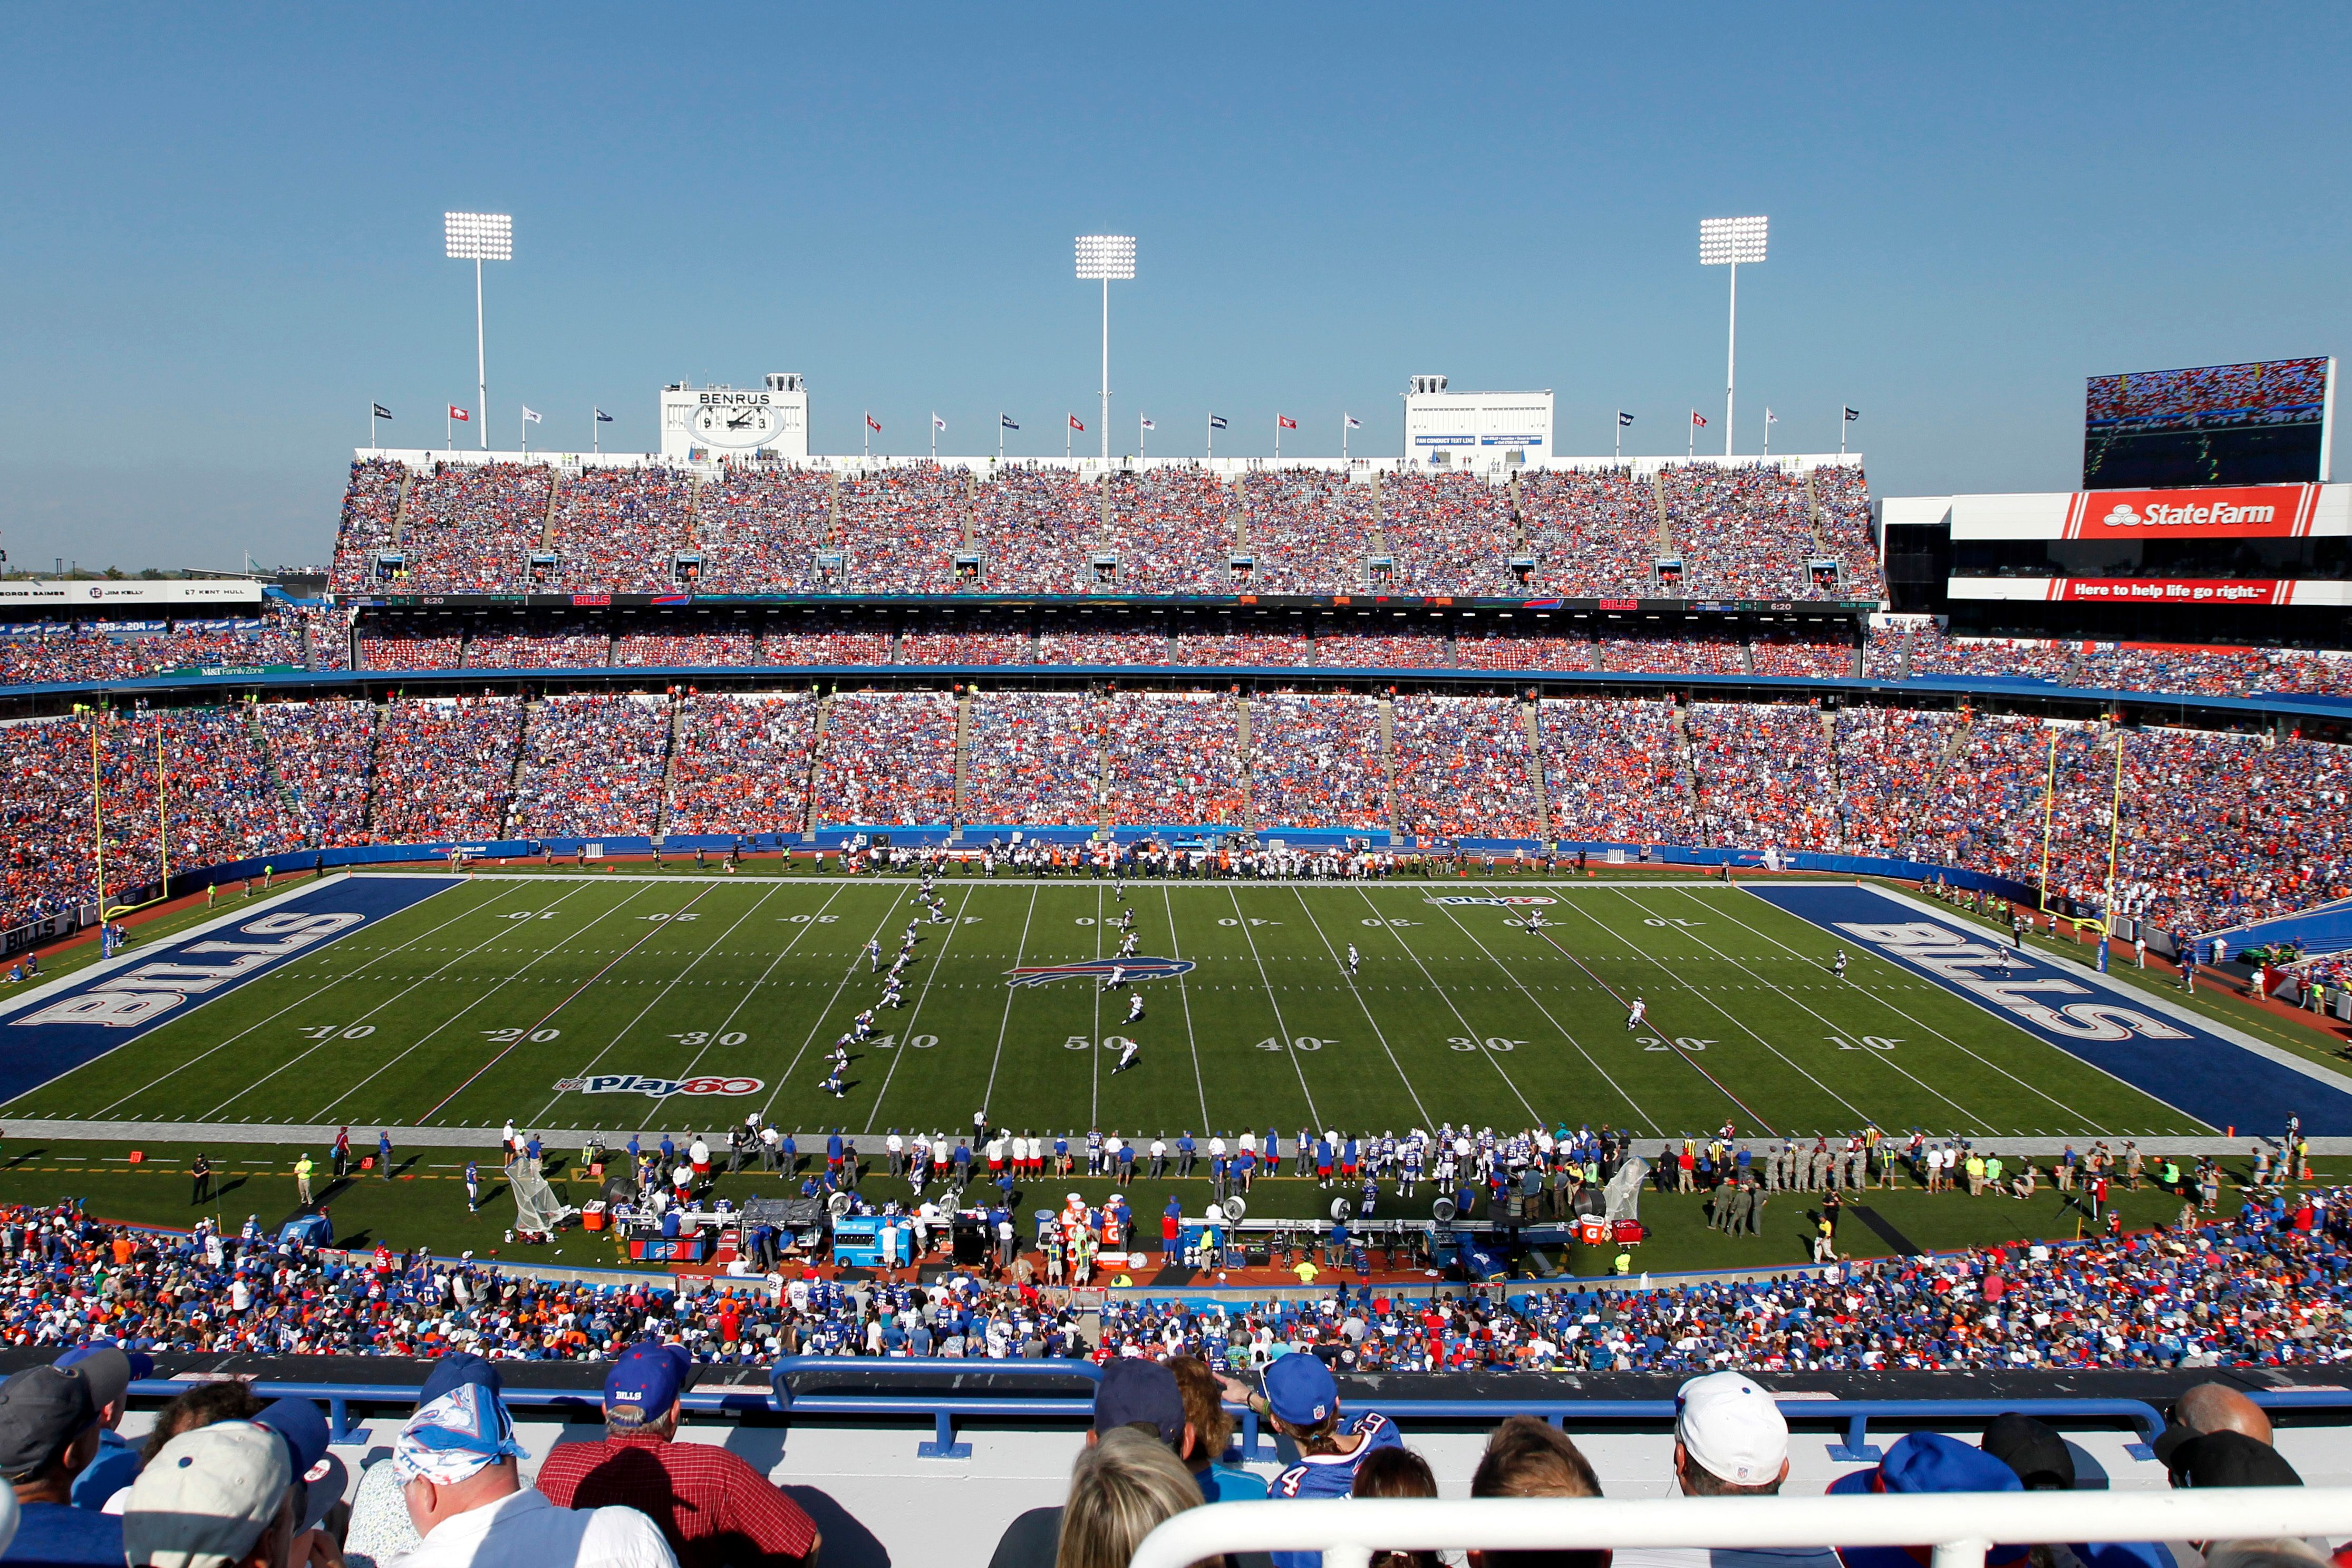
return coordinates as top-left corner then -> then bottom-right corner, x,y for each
1,873 -> 2210,1144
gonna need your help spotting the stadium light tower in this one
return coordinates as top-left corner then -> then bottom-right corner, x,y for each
445,212 -> 512,451
1074,235 -> 1135,463
1698,216 -> 1766,458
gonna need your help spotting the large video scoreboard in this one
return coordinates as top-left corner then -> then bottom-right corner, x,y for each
2083,356 -> 2334,490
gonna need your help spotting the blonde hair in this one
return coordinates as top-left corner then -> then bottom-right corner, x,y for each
1056,1427 -> 1205,1568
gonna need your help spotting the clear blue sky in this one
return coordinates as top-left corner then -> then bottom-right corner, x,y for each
2,4 -> 2347,572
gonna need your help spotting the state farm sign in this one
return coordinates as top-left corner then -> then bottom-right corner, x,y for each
2064,484 -> 2318,539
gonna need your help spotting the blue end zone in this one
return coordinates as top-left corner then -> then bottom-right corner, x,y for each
0,876 -> 462,1106
1745,882 -> 2352,1136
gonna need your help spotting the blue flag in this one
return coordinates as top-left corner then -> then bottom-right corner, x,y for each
595,409 -> 614,423
1000,414 -> 1019,430
1209,414 -> 1228,430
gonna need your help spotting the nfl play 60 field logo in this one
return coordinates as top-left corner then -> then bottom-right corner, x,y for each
552,1073 -> 763,1099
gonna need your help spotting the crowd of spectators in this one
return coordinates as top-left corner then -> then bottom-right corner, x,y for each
1099,469 -> 1236,593
1170,629 -> 1317,666
694,467 -> 834,592
613,631 -> 759,667
255,699 -> 376,847
1811,464 -> 1886,595
1686,702 -> 1842,850
1598,632 -> 1746,674
2067,643 -> 2352,698
1659,464 -> 1826,599
1036,623 -> 1169,666
1828,706 -> 1963,860
1315,630 -> 1450,669
548,466 -> 694,593
664,693 -> 817,836
836,467 -> 966,592
895,628 -> 1030,665
1246,692 -> 1387,829
328,457 -> 406,595
1520,468 -> 1662,596
1868,624 -> 2076,682
763,625 -> 891,664
366,697 -> 524,842
397,463 -> 555,593
1391,695 -> 1539,840
1380,472 -> 1517,595
1541,698 -> 1696,844
509,695 -> 672,838
1106,693 -> 1246,826
0,621 -> 295,687
810,692 -> 958,825
358,632 -> 466,672
1750,631 -> 1858,679
1242,471 -> 1379,595
468,627 -> 612,670
1452,632 -> 1594,672
962,693 -> 1105,826
969,467 -> 1095,593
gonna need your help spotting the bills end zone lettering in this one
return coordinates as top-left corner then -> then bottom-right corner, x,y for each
0,876 -> 460,1106
1745,882 -> 2352,1135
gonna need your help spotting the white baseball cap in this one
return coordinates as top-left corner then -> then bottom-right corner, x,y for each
1676,1371 -> 1788,1487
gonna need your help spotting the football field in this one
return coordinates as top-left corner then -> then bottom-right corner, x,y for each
0,872 -> 2249,1144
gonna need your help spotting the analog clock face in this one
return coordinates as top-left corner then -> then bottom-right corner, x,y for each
688,402 -> 785,449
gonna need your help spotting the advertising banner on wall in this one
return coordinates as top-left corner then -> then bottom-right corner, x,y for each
2061,483 -> 2320,539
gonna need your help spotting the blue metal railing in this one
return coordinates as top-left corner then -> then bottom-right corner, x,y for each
129,1359 -> 2324,1466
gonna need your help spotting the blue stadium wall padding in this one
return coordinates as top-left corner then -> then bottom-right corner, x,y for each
2194,896 -> 2352,964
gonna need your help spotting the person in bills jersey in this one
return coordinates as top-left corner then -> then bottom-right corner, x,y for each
1222,1353 -> 1402,1568
1626,996 -> 1648,1030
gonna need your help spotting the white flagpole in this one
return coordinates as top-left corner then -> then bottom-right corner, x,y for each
1614,414 -> 1622,464
864,413 -> 870,461
1341,414 -> 1348,463
998,417 -> 1004,465
592,408 -> 598,456
931,414 -> 937,464
1207,417 -> 1214,461
1275,416 -> 1281,463
1139,415 -> 1146,459
1687,413 -> 1695,462
1066,417 -> 1071,462
369,403 -> 376,449
521,405 -> 528,456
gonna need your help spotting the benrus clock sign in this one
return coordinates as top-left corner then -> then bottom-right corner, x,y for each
688,393 -> 788,449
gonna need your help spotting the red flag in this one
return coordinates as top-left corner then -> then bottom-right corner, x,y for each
866,414 -> 881,431
1691,412 -> 1708,427
1069,414 -> 1085,431
1278,415 -> 1298,429
448,405 -> 470,421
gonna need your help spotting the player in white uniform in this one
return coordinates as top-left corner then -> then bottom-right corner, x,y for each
1125,991 -> 1145,1024
1346,944 -> 1360,975
1626,996 -> 1648,1030
1102,964 -> 1126,991
1114,1037 -> 1141,1073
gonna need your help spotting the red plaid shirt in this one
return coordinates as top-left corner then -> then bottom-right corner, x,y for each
535,1430 -> 818,1567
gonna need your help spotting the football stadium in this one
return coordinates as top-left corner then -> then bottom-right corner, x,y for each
8,15 -> 2352,1568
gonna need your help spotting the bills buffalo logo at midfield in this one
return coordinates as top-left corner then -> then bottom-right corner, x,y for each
1004,956 -> 1195,989
551,1073 -> 763,1099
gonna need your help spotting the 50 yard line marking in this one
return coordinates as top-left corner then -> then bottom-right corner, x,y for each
527,883 -> 785,1124
1225,888 -> 1320,1128
80,879 -> 517,1119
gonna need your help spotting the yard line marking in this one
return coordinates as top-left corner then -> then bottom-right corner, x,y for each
302,884 -> 655,1123
1091,885 -> 1105,1127
979,887 -> 1042,1119
1604,885 -> 1991,1128
665,884 -> 849,1090
1224,888 -> 1320,1128
199,884 -> 594,1122
1698,887 -> 2114,1133
527,884 -> 785,1122
415,884 -> 721,1122
865,885 -> 979,1130
1162,887 -> 1211,1130
1557,887 -> 1873,1129
1291,888 -> 1433,1127
88,880 -> 517,1118
759,892 -> 908,1122
1417,894 -> 1659,1133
